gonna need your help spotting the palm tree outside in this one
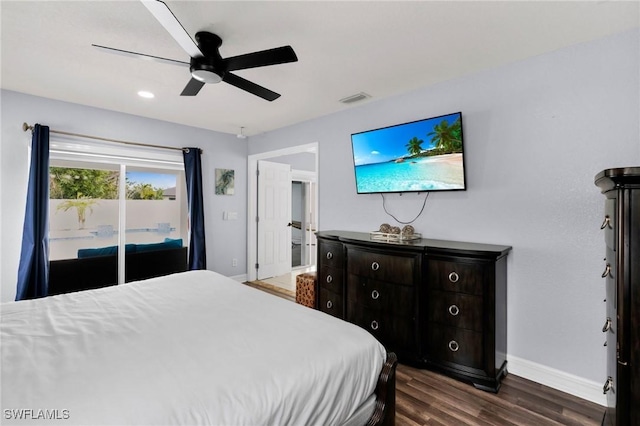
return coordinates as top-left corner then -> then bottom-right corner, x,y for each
55,196 -> 99,229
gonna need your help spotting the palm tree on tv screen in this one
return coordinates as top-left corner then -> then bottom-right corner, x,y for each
428,117 -> 463,153
405,136 -> 424,157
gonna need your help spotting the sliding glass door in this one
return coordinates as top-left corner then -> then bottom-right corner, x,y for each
48,141 -> 186,285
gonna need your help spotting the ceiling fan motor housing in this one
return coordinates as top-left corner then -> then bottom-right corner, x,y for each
191,32 -> 225,84
190,56 -> 224,84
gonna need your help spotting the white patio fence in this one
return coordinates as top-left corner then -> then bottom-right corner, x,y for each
49,199 -> 184,260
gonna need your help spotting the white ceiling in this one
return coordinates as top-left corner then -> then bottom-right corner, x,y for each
2,1 -> 638,137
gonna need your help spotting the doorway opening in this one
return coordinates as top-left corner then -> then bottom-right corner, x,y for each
246,143 -> 318,284
291,171 -> 317,270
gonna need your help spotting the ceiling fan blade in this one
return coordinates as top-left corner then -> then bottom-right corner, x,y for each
224,46 -> 298,72
223,73 -> 281,101
140,0 -> 202,58
92,44 -> 190,68
180,78 -> 206,96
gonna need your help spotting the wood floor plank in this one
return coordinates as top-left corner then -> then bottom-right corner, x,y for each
403,367 -> 537,424
500,375 -> 603,423
402,373 -> 488,423
396,411 -> 422,426
561,407 -> 603,426
397,384 -> 478,426
396,387 -> 436,424
396,363 -> 604,426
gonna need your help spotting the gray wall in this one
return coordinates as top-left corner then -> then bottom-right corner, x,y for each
0,90 -> 248,302
267,152 -> 316,171
248,29 -> 640,383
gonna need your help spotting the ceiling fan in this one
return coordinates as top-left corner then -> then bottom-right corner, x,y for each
92,0 -> 298,101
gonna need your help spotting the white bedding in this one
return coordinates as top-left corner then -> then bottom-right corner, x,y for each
1,270 -> 386,425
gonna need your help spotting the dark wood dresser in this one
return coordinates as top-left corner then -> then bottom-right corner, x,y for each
316,230 -> 511,392
595,167 -> 640,426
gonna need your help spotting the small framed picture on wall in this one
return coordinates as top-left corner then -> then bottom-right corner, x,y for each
215,168 -> 235,195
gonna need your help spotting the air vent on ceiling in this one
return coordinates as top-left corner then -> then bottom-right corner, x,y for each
339,92 -> 371,104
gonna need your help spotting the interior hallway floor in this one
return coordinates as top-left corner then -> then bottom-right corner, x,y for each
258,265 -> 316,294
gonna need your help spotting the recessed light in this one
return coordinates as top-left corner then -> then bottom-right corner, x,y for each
138,91 -> 155,99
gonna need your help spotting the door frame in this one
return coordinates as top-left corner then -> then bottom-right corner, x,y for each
246,142 -> 318,282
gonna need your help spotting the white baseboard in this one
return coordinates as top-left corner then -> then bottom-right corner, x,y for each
229,273 -> 247,282
507,355 -> 606,406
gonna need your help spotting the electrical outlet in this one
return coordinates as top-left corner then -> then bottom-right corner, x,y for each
232,258 -> 238,267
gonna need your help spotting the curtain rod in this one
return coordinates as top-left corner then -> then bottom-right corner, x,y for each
22,122 -> 201,153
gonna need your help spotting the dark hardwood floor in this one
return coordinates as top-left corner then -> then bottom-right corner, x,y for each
245,281 -> 605,425
395,363 -> 604,426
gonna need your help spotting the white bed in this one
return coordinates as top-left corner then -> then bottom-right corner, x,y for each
1,270 -> 394,425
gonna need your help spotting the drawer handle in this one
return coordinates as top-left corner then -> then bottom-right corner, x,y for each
603,376 -> 613,394
602,317 -> 612,333
371,262 -> 380,271
448,272 -> 459,283
371,290 -> 380,300
326,275 -> 333,284
448,340 -> 459,352
326,251 -> 333,260
371,320 -> 379,330
448,305 -> 460,316
600,216 -> 612,230
326,300 -> 333,309
601,264 -> 611,278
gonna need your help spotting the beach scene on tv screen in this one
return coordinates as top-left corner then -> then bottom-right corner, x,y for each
352,112 -> 465,193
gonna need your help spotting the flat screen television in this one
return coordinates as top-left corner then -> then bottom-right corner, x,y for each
350,112 -> 466,194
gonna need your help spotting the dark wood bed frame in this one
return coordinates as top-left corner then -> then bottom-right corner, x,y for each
368,352 -> 398,426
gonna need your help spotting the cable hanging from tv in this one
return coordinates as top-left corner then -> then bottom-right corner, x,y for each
381,192 -> 429,224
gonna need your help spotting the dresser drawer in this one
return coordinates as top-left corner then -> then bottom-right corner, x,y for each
318,266 -> 344,293
347,246 -> 419,286
348,307 -> 416,351
427,258 -> 487,296
427,325 -> 483,370
319,240 -> 344,268
319,288 -> 343,319
428,290 -> 483,332
347,274 -> 415,317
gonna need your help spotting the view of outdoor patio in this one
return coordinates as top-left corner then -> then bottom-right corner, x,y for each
49,166 -> 185,261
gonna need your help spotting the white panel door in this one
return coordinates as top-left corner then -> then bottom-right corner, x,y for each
257,160 -> 292,279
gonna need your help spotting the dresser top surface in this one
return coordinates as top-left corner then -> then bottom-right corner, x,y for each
316,230 -> 512,258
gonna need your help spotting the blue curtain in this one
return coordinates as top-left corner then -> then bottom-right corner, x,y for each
16,124 -> 50,300
183,148 -> 206,270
